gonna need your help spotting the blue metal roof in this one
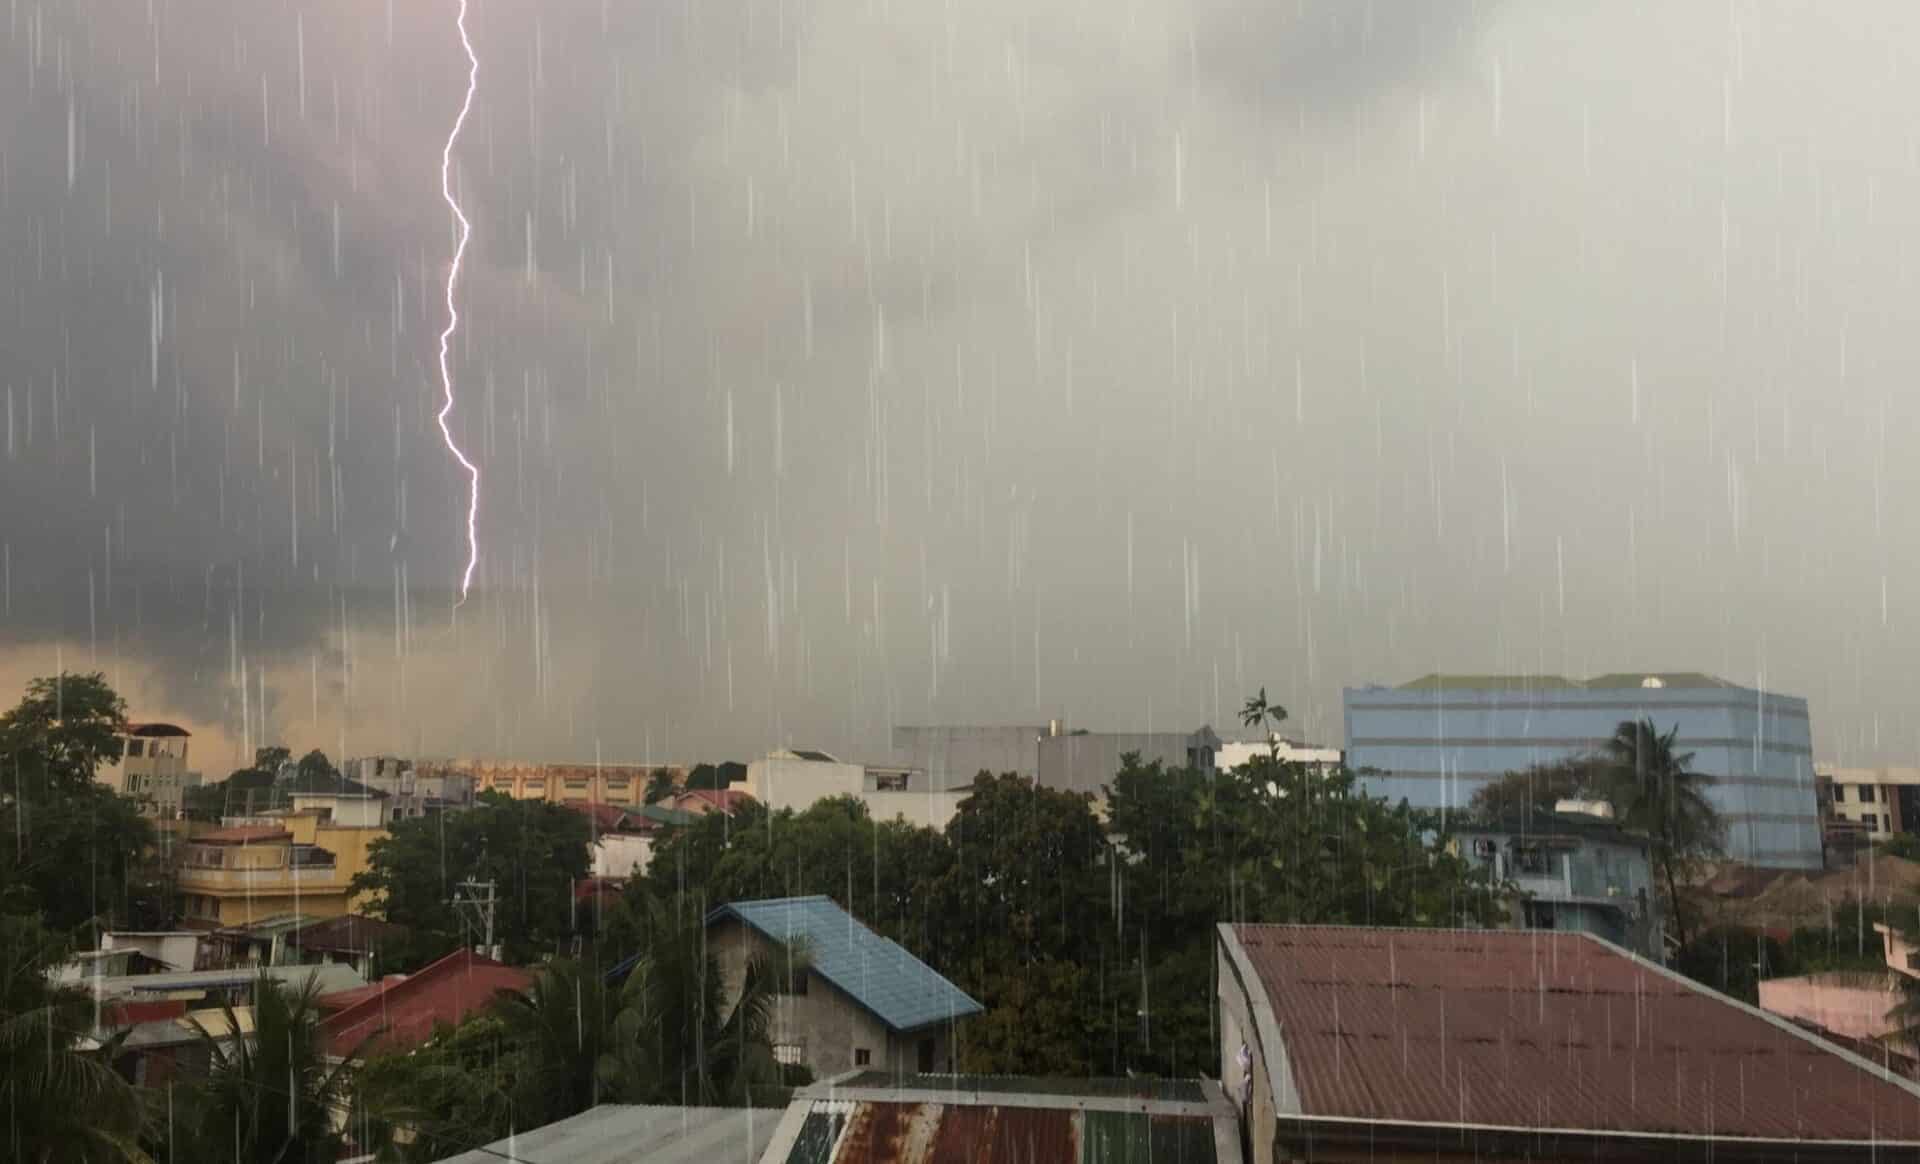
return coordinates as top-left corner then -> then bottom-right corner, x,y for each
708,896 -> 983,1033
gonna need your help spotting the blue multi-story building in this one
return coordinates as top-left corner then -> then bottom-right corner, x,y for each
1344,673 -> 1821,868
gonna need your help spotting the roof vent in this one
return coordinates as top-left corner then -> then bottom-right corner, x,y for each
1641,676 -> 1665,689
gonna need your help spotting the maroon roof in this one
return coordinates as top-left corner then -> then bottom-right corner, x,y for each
318,948 -> 531,1058
1229,924 -> 1920,1144
673,788 -> 753,814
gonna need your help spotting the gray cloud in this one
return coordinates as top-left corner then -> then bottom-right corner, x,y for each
2,1 -> 1918,773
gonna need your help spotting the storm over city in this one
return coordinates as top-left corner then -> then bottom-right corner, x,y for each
6,3 -> 1920,1163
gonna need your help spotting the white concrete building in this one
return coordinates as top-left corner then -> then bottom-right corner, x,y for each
1214,734 -> 1344,774
95,723 -> 202,818
1818,763 -> 1920,843
746,749 -> 965,829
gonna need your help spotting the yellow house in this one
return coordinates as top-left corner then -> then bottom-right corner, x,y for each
177,812 -> 387,929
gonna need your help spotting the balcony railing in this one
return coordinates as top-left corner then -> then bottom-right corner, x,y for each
177,864 -> 340,892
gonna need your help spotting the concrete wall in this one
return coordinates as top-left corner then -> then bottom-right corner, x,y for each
290,795 -> 385,828
1758,973 -> 1903,1041
592,833 -> 654,879
1345,682 -> 1821,868
892,725 -> 1049,784
707,918 -> 954,1077
749,755 -> 961,829
1038,732 -> 1217,799
1216,929 -> 1286,1164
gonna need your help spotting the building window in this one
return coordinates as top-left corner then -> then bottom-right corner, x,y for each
854,1048 -> 871,1067
1861,785 -> 1877,804
917,1038 -> 935,1073
128,739 -> 145,758
870,772 -> 909,792
1513,846 -> 1551,876
1833,785 -> 1847,803
773,1044 -> 804,1066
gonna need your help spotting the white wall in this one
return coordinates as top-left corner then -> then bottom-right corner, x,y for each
290,794 -> 385,828
592,833 -> 654,879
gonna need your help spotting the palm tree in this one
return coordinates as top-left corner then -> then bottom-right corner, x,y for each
174,976 -> 361,1164
0,915 -> 150,1163
492,959 -> 618,1127
1604,718 -> 1721,952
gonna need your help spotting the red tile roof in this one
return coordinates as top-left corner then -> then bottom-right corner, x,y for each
317,948 -> 530,1058
194,825 -> 291,845
1228,924 -> 1920,1144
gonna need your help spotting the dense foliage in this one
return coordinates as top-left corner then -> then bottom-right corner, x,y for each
349,791 -> 591,962
635,689 -> 1506,1077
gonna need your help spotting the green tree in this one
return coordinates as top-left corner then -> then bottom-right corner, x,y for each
350,792 -> 590,960
643,768 -> 679,804
1468,756 -> 1612,819
184,746 -> 293,821
168,977 -> 362,1164
295,749 -> 338,784
0,672 -> 128,799
0,778 -> 156,930
0,915 -> 151,1163
1604,718 -> 1720,952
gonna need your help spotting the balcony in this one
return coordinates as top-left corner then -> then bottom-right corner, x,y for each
177,864 -> 341,893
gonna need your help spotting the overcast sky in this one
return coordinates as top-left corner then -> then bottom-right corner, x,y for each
3,1 -> 1918,773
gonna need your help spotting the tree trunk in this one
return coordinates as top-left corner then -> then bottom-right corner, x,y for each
1662,853 -> 1689,954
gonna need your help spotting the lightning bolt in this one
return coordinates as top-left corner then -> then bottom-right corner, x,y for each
437,0 -> 481,604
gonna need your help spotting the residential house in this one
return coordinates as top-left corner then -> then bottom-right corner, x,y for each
746,750 -> 965,829
318,947 -> 531,1059
95,722 -> 202,818
177,809 -> 387,928
1454,803 -> 1663,957
343,755 -> 475,819
699,896 -> 981,1077
564,800 -> 693,879
1217,923 -> 1920,1162
667,787 -> 754,816
1817,763 -> 1920,847
761,1073 -> 1239,1163
281,769 -> 391,827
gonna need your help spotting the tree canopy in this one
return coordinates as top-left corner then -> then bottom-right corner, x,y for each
350,792 -> 591,961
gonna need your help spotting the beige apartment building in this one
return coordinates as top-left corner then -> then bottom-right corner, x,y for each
414,760 -> 685,806
95,723 -> 203,818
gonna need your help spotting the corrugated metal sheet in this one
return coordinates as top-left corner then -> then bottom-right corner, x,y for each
432,1103 -> 781,1164
783,1110 -> 847,1164
797,1101 -> 1214,1164
1232,924 -> 1920,1142
1081,1112 -> 1216,1164
839,1073 -> 1205,1102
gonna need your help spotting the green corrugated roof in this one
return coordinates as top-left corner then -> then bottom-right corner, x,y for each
1083,1111 -> 1217,1164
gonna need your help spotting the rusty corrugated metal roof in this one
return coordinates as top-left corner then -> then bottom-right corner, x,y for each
1231,924 -> 1920,1143
788,1100 -> 1215,1164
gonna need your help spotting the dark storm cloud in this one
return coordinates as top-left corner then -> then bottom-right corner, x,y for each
3,0 -> 1918,771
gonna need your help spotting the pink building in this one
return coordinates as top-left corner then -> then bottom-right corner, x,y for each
1759,971 -> 1906,1041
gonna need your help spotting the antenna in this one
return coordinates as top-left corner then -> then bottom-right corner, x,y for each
451,878 -> 497,957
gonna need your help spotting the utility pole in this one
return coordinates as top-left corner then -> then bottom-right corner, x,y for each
451,878 -> 496,955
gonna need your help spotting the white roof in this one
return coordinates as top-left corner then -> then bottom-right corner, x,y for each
431,1104 -> 781,1164
74,960 -> 366,999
